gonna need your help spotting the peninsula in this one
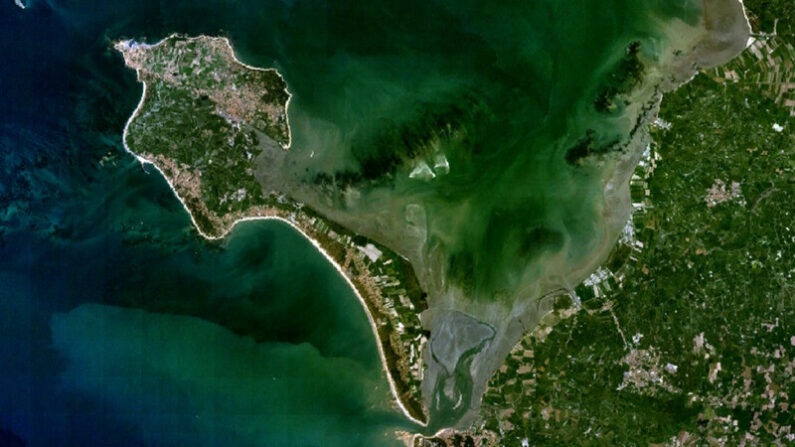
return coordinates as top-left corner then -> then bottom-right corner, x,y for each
117,0 -> 752,432
116,35 -> 430,425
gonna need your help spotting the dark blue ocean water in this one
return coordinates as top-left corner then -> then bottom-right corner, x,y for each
0,1 -> 409,445
0,0 -> 701,444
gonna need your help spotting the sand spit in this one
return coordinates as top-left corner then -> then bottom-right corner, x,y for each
116,36 -> 427,427
115,0 -> 752,433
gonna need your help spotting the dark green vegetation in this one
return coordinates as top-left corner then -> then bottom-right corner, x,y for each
128,78 -> 267,212
116,0 -> 743,431
299,207 -> 431,422
347,94 -> 485,184
279,0 -> 704,313
119,4 -> 706,313
120,35 -> 437,423
594,41 -> 645,114
465,4 -> 794,444
566,41 -> 653,166
746,0 -> 795,35
121,36 -> 290,233
564,130 -> 620,166
565,41 -> 646,166
5,0 -> 754,444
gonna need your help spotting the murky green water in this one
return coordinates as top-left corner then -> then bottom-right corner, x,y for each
0,0 -> 703,444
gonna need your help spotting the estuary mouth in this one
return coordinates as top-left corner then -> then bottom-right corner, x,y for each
115,0 -> 751,430
5,0 -> 777,444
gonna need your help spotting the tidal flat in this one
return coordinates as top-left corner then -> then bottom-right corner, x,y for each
0,0 -> 754,444
117,0 -> 751,430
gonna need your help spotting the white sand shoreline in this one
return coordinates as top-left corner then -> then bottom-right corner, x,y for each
117,35 -> 426,427
117,0 -> 753,429
117,33 -> 293,150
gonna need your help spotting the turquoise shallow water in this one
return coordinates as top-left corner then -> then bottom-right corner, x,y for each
51,301 -> 398,446
264,0 -> 702,305
0,0 -> 702,444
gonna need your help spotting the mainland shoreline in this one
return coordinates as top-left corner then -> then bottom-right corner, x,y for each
419,0 -> 753,430
115,0 -> 752,433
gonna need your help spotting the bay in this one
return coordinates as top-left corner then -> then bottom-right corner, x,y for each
0,0 -> 703,444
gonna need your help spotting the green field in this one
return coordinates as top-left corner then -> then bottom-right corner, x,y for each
454,3 -> 794,445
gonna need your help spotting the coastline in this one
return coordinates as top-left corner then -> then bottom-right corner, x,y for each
417,0 -> 754,433
558,0 -> 753,296
117,36 -> 427,426
451,0 -> 784,442
117,33 -> 293,150
116,0 -> 753,433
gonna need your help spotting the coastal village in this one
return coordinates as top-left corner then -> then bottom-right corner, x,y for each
273,195 -> 431,423
3,0 -> 791,445
115,9 -> 793,442
415,3 -> 794,444
117,35 -> 431,424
